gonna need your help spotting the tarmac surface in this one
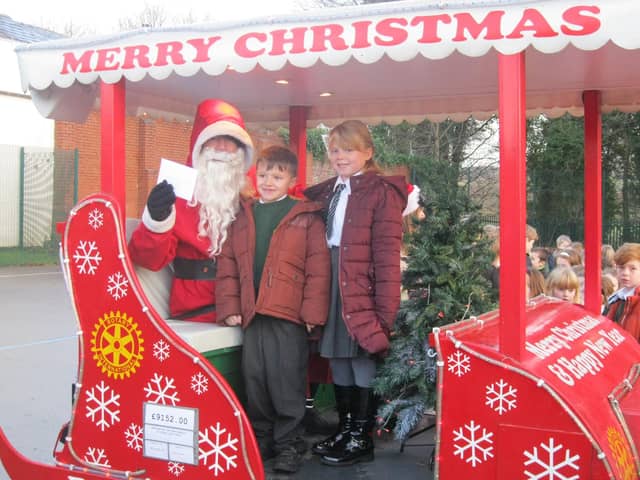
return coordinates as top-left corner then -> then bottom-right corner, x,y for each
0,265 -> 434,480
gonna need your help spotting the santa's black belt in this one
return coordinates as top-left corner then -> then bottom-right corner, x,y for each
173,257 -> 217,280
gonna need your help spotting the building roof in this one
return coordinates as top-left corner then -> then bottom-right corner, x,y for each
0,14 -> 64,43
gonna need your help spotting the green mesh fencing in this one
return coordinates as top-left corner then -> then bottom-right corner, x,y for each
0,148 -> 77,266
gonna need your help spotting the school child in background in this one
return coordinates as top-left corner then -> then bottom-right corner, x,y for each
545,266 -> 581,304
216,146 -> 330,474
530,246 -> 551,277
304,120 -> 407,466
526,268 -> 545,301
603,243 -> 640,341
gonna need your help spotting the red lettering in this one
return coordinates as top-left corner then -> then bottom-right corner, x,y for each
561,6 -> 601,36
60,50 -> 94,74
375,18 -> 408,46
309,24 -> 348,52
154,41 -> 186,67
122,45 -> 151,69
270,27 -> 307,55
234,32 -> 267,58
453,11 -> 504,41
186,36 -> 221,63
95,47 -> 121,71
506,8 -> 558,39
411,14 -> 451,44
352,21 -> 372,49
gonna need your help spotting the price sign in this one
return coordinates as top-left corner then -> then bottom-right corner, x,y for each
143,403 -> 199,465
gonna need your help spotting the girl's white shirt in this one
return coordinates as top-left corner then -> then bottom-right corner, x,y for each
328,170 -> 369,247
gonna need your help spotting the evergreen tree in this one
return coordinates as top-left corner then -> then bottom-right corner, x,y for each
372,155 -> 497,441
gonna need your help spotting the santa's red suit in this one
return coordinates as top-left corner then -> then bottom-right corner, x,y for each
128,99 -> 254,322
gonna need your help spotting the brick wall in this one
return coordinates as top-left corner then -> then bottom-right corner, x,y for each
55,113 -> 291,218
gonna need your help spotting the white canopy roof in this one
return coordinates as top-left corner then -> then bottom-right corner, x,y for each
14,0 -> 640,126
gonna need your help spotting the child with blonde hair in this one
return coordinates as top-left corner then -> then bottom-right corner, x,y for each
603,243 -> 640,341
545,266 -> 581,304
305,119 -> 407,466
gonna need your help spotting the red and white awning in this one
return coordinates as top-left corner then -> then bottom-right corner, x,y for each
14,0 -> 640,125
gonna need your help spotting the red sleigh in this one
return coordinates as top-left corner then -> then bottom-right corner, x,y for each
0,194 -> 263,479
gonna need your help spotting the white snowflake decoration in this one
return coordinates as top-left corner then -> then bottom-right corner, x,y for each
86,380 -> 120,431
485,379 -> 518,415
524,437 -> 580,480
191,372 -> 209,396
73,240 -> 102,275
168,461 -> 185,477
125,423 -> 143,451
84,447 -> 111,467
107,271 -> 129,300
199,422 -> 239,476
153,339 -> 170,362
453,420 -> 494,467
144,373 -> 180,405
88,208 -> 104,230
447,350 -> 471,377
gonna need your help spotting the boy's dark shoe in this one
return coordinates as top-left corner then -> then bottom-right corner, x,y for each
258,440 -> 276,461
302,407 -> 338,435
273,446 -> 303,474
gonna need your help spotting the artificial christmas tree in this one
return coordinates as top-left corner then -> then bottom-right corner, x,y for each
372,158 -> 498,440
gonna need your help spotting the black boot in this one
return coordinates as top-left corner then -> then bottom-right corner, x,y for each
321,387 -> 375,466
303,384 -> 339,435
311,385 -> 353,455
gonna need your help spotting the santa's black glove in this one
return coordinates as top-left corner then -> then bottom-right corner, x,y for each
147,180 -> 176,221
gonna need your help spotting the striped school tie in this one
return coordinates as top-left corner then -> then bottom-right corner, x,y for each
326,183 -> 345,239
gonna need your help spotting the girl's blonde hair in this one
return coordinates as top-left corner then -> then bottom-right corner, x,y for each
545,266 -> 581,303
328,120 -> 381,174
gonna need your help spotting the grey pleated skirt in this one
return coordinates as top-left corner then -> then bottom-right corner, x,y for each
319,247 -> 366,359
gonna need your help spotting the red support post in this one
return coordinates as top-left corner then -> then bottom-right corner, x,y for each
583,90 -> 602,314
498,53 -> 527,361
100,80 -> 126,223
289,106 -> 309,187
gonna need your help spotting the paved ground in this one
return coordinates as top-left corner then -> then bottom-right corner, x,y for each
0,265 -> 434,479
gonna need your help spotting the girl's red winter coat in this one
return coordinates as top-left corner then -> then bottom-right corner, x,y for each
304,172 -> 407,354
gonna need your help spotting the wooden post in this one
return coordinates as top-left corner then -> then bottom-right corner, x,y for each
289,106 -> 309,187
583,90 -> 602,314
100,80 -> 126,222
498,52 -> 527,361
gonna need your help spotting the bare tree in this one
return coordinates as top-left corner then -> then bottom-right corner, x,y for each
118,3 -> 167,31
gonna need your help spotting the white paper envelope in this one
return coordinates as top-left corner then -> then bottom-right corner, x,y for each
157,158 -> 198,200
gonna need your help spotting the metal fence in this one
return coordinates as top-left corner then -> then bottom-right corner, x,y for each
478,215 -> 640,249
0,147 -> 78,253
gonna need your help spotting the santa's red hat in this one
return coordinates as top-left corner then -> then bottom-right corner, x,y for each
403,184 -> 421,217
189,99 -> 254,171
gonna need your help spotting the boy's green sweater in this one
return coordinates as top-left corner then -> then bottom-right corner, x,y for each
252,196 -> 297,292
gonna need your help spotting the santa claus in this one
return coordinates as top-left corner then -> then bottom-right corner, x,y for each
128,99 -> 254,323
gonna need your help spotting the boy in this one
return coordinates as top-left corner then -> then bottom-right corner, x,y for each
604,242 -> 640,341
216,145 -> 330,473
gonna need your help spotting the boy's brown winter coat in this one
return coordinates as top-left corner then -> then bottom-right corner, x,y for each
215,198 -> 330,328
304,172 -> 407,355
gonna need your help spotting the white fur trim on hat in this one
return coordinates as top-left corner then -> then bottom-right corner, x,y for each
192,121 -> 254,171
403,185 -> 421,217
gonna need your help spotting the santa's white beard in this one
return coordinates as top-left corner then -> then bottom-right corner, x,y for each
190,148 -> 246,257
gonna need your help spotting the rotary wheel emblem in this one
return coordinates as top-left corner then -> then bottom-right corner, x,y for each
91,310 -> 144,379
607,426 -> 636,480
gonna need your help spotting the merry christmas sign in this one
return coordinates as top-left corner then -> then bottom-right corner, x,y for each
431,297 -> 640,480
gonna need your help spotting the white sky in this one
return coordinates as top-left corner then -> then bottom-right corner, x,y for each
3,0 -> 306,35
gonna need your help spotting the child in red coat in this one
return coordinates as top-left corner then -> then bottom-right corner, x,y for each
305,120 -> 407,466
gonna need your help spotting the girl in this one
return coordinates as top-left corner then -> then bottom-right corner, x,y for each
545,266 -> 581,304
304,120 -> 407,467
